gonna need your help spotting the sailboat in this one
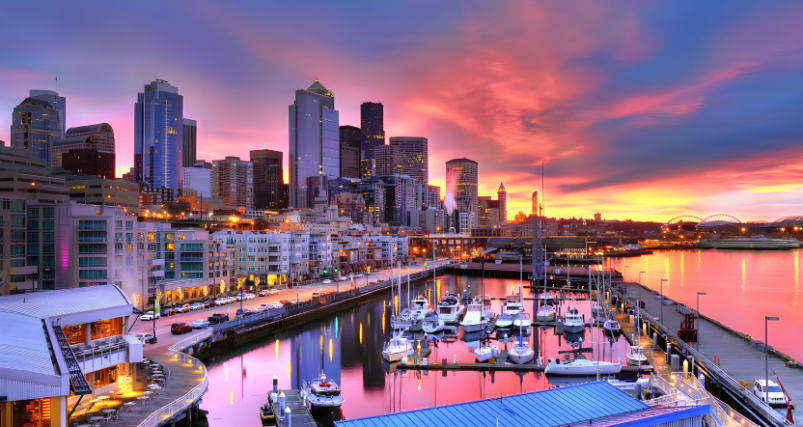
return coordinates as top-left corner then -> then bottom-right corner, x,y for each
421,312 -> 446,333
473,343 -> 500,362
536,304 -> 556,323
513,311 -> 533,330
410,294 -> 430,320
436,291 -> 464,323
544,356 -> 622,375
381,333 -> 413,362
508,335 -> 534,364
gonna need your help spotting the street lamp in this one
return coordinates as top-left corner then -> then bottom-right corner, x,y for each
692,292 -> 706,376
765,316 -> 779,405
660,279 -> 668,322
638,271 -> 645,301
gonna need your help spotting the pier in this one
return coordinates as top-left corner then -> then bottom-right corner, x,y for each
269,389 -> 316,427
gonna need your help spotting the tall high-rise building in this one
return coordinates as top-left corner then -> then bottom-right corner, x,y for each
65,123 -> 115,153
532,191 -> 538,215
134,79 -> 184,192
29,90 -> 66,138
251,149 -> 284,209
212,156 -> 253,209
182,118 -> 197,168
498,182 -> 507,223
380,174 -> 414,226
389,137 -> 428,185
360,102 -> 384,178
446,158 -> 478,226
182,161 -> 213,197
10,97 -> 62,166
339,125 -> 361,179
289,79 -> 339,208
375,144 -> 402,177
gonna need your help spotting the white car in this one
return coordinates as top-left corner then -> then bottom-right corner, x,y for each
267,289 -> 278,295
754,380 -> 787,406
215,298 -> 226,305
246,293 -> 256,300
190,303 -> 203,311
272,302 -> 284,309
175,303 -> 191,313
134,333 -> 154,343
192,319 -> 210,329
355,274 -> 364,278
322,279 -> 332,284
141,311 -> 159,321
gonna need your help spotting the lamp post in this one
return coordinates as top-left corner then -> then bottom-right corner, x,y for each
765,316 -> 779,404
660,279 -> 668,322
638,271 -> 645,302
692,292 -> 706,377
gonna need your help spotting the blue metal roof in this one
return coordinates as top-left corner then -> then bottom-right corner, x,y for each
336,381 -> 650,427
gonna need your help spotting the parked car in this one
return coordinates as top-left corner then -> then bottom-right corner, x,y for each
246,293 -> 256,300
161,307 -> 176,317
258,290 -> 268,297
272,302 -> 284,309
322,279 -> 332,284
171,323 -> 193,334
134,333 -> 154,343
235,294 -> 244,301
140,311 -> 159,321
208,313 -> 230,324
204,299 -> 215,307
175,303 -> 192,313
225,296 -> 233,304
754,380 -> 787,406
259,303 -> 271,311
235,308 -> 251,317
190,303 -> 203,311
254,305 -> 266,312
215,297 -> 226,305
267,288 -> 278,295
280,299 -> 296,306
192,319 -> 211,329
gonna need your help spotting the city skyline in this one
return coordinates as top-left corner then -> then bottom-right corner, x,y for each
1,1 -> 802,221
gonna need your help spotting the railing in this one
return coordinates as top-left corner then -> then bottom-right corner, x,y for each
612,286 -> 794,427
168,329 -> 213,356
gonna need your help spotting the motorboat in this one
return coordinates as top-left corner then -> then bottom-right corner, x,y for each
259,403 -> 275,425
442,325 -> 459,341
513,312 -> 532,330
536,304 -> 556,323
544,357 -> 622,376
496,313 -> 513,328
421,312 -> 446,334
382,335 -> 413,362
508,338 -> 534,364
460,303 -> 485,333
538,291 -> 556,306
301,371 -> 346,409
436,292 -> 464,323
563,307 -> 585,333
473,296 -> 495,320
503,294 -> 524,316
626,345 -> 648,366
410,294 -> 430,321
591,300 -> 604,317
390,308 -> 414,330
473,343 -> 500,362
564,331 -> 584,347
603,317 -> 621,336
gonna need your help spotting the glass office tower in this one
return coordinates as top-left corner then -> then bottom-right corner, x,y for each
134,79 -> 184,191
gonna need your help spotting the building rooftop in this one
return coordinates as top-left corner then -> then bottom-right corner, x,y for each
0,311 -> 57,377
335,382 -> 650,427
0,285 -> 131,320
65,123 -> 113,136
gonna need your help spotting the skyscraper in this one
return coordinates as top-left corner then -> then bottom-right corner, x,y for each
134,79 -> 184,192
29,90 -> 66,138
498,182 -> 507,223
65,123 -> 115,153
446,158 -> 478,226
532,191 -> 538,215
289,79 -> 339,208
360,102 -> 384,178
251,149 -> 284,209
389,137 -> 428,185
212,156 -> 253,209
10,97 -> 62,166
375,144 -> 402,177
182,118 -> 197,168
339,125 -> 361,179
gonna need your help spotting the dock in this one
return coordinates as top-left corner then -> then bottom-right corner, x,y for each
394,352 -> 653,374
270,389 -> 316,427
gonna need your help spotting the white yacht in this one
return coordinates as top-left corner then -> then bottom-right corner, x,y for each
537,291 -> 556,306
508,339 -> 534,364
460,303 -> 485,333
436,292 -> 464,323
626,345 -> 648,366
544,357 -> 622,376
301,371 -> 345,409
421,313 -> 446,334
410,294 -> 430,321
382,334 -> 413,362
603,318 -> 621,336
513,312 -> 532,330
495,313 -> 513,328
591,301 -> 603,317
390,308 -> 414,330
536,304 -> 556,323
503,294 -> 524,316
473,343 -> 500,362
563,307 -> 585,333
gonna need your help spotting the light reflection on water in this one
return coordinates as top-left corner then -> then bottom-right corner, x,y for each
200,274 -> 630,426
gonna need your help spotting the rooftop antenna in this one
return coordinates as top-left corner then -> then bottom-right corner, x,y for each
55,77 -> 58,93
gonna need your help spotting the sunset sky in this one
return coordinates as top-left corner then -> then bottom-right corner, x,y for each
1,1 -> 802,222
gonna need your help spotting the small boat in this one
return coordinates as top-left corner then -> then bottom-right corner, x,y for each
513,312 -> 532,330
473,343 -> 500,362
626,345 -> 648,366
436,292 -> 464,323
421,313 -> 445,334
496,313 -> 513,328
591,301 -> 603,317
410,294 -> 430,321
603,316 -> 621,336
382,334 -> 413,362
563,307 -> 584,333
460,303 -> 485,333
259,403 -> 275,425
390,308 -> 414,329
503,293 -> 524,316
473,296 -> 495,320
508,338 -> 534,364
544,357 -> 622,376
301,371 -> 346,409
536,305 -> 556,323
538,291 -> 556,306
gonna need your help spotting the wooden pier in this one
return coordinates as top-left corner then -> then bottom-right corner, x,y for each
270,389 -> 316,427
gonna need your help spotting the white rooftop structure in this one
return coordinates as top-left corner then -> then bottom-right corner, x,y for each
0,285 -> 132,326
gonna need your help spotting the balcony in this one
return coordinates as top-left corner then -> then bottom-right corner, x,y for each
71,334 -> 143,373
78,236 -> 107,243
10,265 -> 38,275
150,270 -> 165,277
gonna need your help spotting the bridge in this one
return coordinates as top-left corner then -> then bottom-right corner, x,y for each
662,213 -> 742,229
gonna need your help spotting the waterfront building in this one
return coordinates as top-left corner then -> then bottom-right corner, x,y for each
339,125 -> 361,179
212,156 -> 254,209
10,97 -> 62,166
446,158 -> 478,226
134,79 -> 184,191
0,144 -> 69,203
360,102 -> 384,178
28,89 -> 66,137
331,234 -> 383,275
66,175 -> 140,213
155,225 -> 232,302
251,149 -> 284,209
361,233 -> 409,266
212,230 -> 291,286
289,79 -> 339,208
308,232 -> 334,279
389,136 -> 428,185
182,118 -> 197,167
0,195 -> 38,295
182,160 -> 213,197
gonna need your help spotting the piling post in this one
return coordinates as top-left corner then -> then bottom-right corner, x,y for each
285,408 -> 292,427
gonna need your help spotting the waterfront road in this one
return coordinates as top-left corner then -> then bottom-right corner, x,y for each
131,260 -> 455,353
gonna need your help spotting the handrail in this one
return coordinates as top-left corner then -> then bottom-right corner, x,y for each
167,329 -> 213,357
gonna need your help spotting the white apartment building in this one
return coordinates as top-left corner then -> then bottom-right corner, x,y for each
213,230 -> 296,286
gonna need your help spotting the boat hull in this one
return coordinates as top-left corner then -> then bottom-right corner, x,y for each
461,322 -> 484,333
626,354 -> 648,366
544,361 -> 622,376
563,323 -> 585,333
473,346 -> 499,362
508,348 -> 534,364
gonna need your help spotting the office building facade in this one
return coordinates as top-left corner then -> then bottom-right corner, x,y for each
251,149 -> 284,209
61,149 -> 115,180
375,144 -> 402,178
182,161 -> 213,198
212,156 -> 253,209
182,118 -> 197,168
389,137 -> 428,185
446,158 -> 478,226
64,123 -> 115,153
339,125 -> 361,179
289,80 -> 339,208
360,102 -> 384,178
10,97 -> 62,166
134,79 -> 183,192
381,174 -> 414,226
29,89 -> 66,138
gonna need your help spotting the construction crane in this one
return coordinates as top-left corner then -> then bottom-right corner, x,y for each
774,371 -> 795,423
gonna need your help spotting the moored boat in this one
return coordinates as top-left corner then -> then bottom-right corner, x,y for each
563,307 -> 584,333
544,357 -> 622,376
382,335 -> 413,362
626,345 -> 648,366
301,371 -> 346,409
